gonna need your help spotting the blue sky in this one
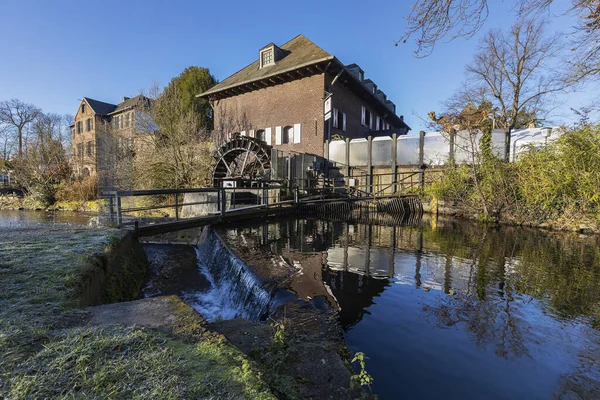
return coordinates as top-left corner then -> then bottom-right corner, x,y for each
0,0 -> 594,132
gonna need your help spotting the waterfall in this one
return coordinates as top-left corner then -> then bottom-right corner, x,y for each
182,228 -> 278,322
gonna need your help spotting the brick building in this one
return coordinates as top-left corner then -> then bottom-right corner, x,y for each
198,35 -> 410,158
70,95 -> 152,178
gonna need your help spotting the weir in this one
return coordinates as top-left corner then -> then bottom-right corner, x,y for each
187,228 -> 293,321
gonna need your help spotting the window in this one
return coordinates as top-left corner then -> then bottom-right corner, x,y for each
81,104 -> 86,114
261,49 -> 274,68
86,118 -> 92,131
76,121 -> 83,134
361,106 -> 366,125
376,116 -> 381,131
364,108 -> 371,128
256,129 -> 266,141
332,109 -> 339,128
342,113 -> 346,131
125,112 -> 131,128
77,143 -> 84,157
118,137 -> 134,156
118,115 -> 123,129
282,126 -> 293,144
86,141 -> 95,157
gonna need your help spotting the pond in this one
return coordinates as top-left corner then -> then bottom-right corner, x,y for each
218,217 -> 600,400
0,209 -> 96,227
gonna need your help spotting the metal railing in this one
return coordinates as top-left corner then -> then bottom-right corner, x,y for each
100,169 -> 444,229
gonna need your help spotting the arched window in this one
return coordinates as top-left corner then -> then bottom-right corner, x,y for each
282,126 -> 293,144
256,129 -> 266,142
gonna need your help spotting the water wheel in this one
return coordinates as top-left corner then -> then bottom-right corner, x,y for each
212,134 -> 272,187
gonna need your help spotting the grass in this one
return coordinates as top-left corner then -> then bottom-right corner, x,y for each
8,326 -> 272,399
0,224 -> 274,399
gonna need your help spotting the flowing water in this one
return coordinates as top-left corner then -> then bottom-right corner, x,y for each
217,217 -> 600,400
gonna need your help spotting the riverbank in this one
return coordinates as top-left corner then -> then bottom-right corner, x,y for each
423,198 -> 600,235
0,194 -> 102,212
0,223 -> 273,399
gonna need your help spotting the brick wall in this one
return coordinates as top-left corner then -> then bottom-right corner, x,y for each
72,100 -> 98,175
214,73 -> 326,156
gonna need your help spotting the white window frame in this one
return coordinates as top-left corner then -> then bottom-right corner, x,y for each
275,126 -> 282,145
376,116 -> 380,131
260,47 -> 275,68
369,111 -> 373,130
265,127 -> 272,145
361,106 -> 366,126
342,113 -> 346,131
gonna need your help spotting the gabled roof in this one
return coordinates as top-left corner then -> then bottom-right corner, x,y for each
83,97 -> 117,115
199,34 -> 334,97
109,95 -> 152,115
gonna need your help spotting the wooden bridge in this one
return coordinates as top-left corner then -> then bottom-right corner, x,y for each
101,173 -> 430,237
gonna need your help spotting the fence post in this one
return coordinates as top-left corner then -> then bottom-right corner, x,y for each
391,132 -> 398,193
419,131 -> 426,192
263,185 -> 269,207
108,195 -> 115,223
345,137 -> 350,178
174,193 -> 179,220
449,129 -> 456,163
419,130 -> 425,166
116,194 -> 122,227
294,186 -> 299,206
367,134 -> 373,194
220,188 -> 226,216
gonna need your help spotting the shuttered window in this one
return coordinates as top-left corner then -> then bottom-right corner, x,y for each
293,123 -> 301,144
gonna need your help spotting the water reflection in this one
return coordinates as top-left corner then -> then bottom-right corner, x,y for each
220,217 -> 600,399
0,209 -> 95,226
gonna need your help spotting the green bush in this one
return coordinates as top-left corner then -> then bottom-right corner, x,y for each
427,123 -> 600,226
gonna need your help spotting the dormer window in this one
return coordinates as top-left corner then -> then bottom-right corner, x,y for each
260,48 -> 274,68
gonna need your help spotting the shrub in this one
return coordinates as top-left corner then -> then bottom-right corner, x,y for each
56,175 -> 98,203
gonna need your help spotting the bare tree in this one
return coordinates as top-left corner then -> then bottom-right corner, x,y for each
571,0 -> 600,80
464,18 -> 565,161
399,0 -> 599,81
131,83 -> 215,189
0,123 -> 14,161
0,99 -> 41,158
213,103 -> 253,148
11,112 -> 70,205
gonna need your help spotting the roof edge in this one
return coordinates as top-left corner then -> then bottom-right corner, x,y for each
197,55 -> 335,98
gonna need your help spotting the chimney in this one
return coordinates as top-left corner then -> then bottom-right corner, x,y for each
121,96 -> 130,103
